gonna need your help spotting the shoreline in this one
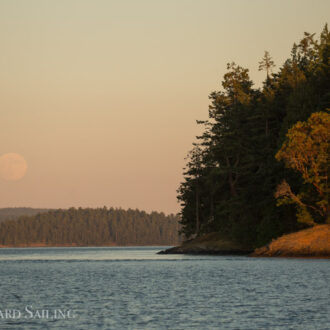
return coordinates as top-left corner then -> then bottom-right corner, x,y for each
0,243 -> 176,248
158,248 -> 330,259
157,232 -> 252,256
159,225 -> 330,259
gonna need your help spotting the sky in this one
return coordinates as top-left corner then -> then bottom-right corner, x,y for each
0,0 -> 329,214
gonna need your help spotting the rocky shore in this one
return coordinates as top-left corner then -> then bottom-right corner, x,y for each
159,225 -> 330,259
158,232 -> 252,255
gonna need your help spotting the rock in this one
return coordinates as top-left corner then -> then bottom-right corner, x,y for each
158,232 -> 252,255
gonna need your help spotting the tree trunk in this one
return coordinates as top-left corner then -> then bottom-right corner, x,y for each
210,193 -> 214,223
195,187 -> 200,236
226,156 -> 238,196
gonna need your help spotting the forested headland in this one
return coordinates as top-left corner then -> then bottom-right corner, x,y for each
0,208 -> 180,247
177,25 -> 329,249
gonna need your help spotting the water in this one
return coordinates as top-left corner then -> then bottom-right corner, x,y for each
0,247 -> 329,329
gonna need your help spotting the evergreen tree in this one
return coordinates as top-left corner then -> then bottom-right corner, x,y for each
177,25 -> 330,247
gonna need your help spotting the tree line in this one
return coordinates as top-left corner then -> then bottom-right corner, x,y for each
178,25 -> 329,247
0,207 -> 180,246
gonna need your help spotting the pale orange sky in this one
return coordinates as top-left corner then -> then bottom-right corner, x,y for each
0,0 -> 329,214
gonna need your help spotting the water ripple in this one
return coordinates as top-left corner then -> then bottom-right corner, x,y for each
0,247 -> 329,329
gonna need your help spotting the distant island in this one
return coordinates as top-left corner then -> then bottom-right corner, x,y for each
0,207 -> 180,247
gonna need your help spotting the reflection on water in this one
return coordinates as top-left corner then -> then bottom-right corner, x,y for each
0,246 -> 187,261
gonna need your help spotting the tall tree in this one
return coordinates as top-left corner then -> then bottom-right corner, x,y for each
259,51 -> 275,80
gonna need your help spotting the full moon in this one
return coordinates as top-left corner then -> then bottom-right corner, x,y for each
0,153 -> 28,181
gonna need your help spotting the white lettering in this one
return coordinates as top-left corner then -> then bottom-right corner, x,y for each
25,305 -> 33,318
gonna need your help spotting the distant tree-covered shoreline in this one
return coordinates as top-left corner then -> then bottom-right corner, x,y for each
0,207 -> 180,246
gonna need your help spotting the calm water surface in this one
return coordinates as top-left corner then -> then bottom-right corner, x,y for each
0,247 -> 329,329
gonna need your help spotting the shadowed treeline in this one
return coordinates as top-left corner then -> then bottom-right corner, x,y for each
0,207 -> 180,246
178,25 -> 329,248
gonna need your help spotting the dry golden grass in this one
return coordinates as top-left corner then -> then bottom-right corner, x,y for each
252,225 -> 330,258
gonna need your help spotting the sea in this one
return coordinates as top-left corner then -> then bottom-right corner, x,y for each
0,247 -> 329,329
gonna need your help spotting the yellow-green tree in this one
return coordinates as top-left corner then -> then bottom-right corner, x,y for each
275,111 -> 330,224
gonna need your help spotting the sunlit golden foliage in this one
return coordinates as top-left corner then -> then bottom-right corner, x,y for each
276,111 -> 330,223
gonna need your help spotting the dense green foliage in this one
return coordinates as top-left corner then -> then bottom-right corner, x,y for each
178,25 -> 330,247
0,207 -> 180,246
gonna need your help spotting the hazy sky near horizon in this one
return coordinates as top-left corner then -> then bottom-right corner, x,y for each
0,0 -> 329,214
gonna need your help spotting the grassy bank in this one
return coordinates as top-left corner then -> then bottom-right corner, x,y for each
252,225 -> 330,258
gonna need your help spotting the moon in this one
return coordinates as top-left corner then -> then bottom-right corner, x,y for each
0,153 -> 28,181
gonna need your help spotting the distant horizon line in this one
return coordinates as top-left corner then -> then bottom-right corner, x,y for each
0,206 -> 179,216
